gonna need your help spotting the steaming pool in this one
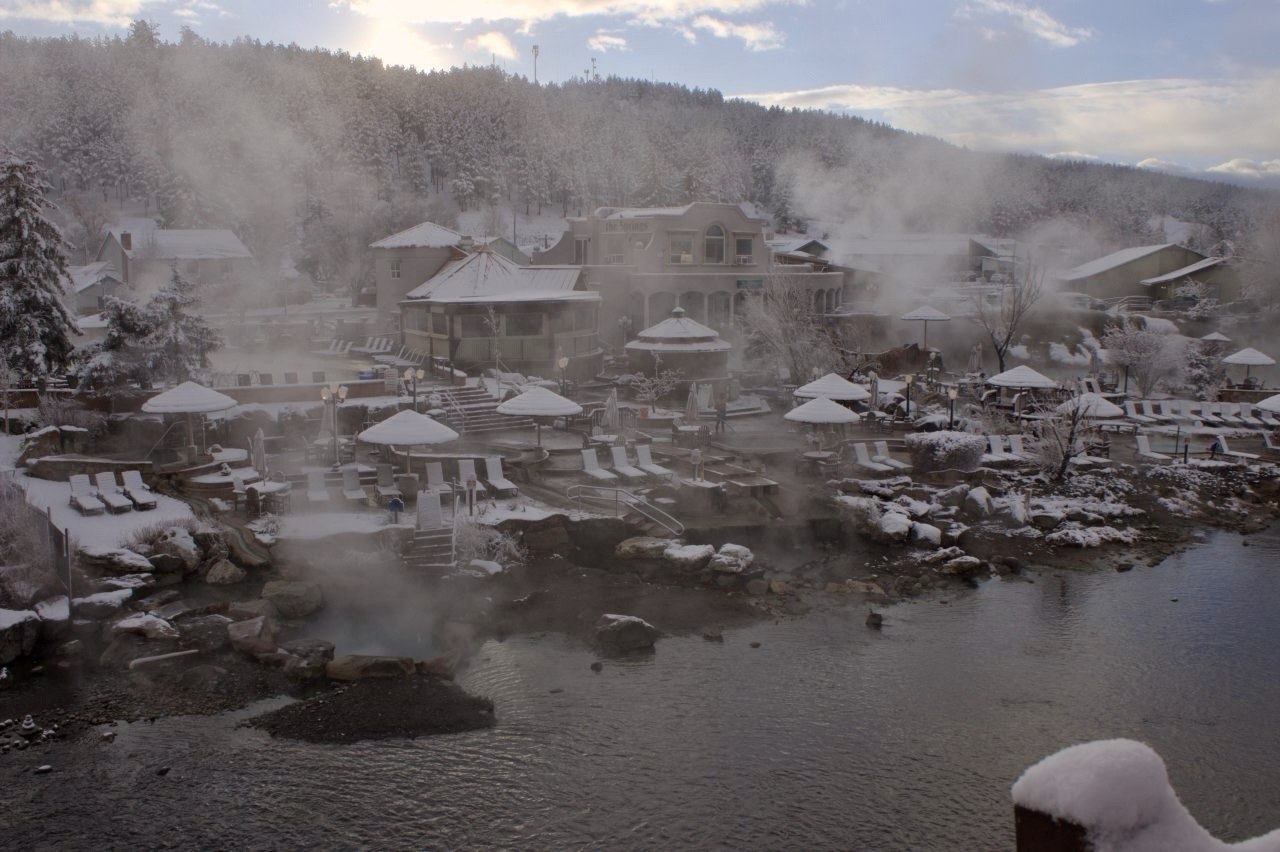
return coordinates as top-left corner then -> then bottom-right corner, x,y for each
7,526 -> 1280,849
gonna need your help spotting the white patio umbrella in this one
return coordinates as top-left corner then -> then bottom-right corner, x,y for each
1200,331 -> 1231,343
1056,393 -> 1123,419
685,382 -> 700,423
357,409 -> 459,471
785,396 -> 859,450
987,365 -> 1058,390
794,372 -> 871,402
1222,347 -> 1275,381
142,381 -> 237,452
901,305 -> 951,350
496,386 -> 583,446
1256,393 -> 1280,414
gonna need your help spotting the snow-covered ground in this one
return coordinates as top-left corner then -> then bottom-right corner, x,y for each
14,471 -> 195,550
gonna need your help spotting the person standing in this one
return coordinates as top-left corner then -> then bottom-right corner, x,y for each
715,397 -> 727,434
690,447 -> 703,480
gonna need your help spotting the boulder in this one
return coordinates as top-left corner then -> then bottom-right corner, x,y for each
226,616 -> 277,655
614,536 -> 674,560
203,559 -> 246,586
0,609 -> 41,664
34,596 -> 70,642
325,653 -> 415,681
94,573 -> 156,593
708,543 -> 754,574
98,635 -> 175,668
937,484 -> 970,508
910,522 -> 942,548
177,614 -> 234,652
1030,511 -> 1065,531
79,547 -> 154,577
109,613 -> 180,642
938,555 -> 984,575
963,487 -> 994,519
177,664 -> 228,690
227,599 -> 280,622
877,510 -> 913,542
72,589 -> 132,620
193,530 -> 230,567
280,639 -> 335,681
768,578 -> 794,596
155,528 -> 200,572
1003,495 -> 1030,527
846,580 -> 887,595
662,543 -> 715,571
147,553 -> 185,574
134,590 -> 182,611
260,580 -> 323,619
595,613 -> 661,653
151,599 -> 219,622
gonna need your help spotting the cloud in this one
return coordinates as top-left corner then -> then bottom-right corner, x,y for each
1045,151 -> 1100,161
737,73 -> 1280,165
465,30 -> 517,59
334,0 -> 793,27
1206,158 -> 1280,179
690,14 -> 783,50
1135,158 -> 1195,174
0,0 -> 154,27
361,19 -> 453,69
955,0 -> 1094,47
587,31 -> 629,52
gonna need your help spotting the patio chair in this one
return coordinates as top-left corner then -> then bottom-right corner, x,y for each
1248,404 -> 1280,428
635,444 -> 676,480
484,456 -> 518,496
341,466 -> 367,503
120,470 -> 158,510
852,442 -> 892,474
1216,436 -> 1259,461
376,464 -> 403,501
1218,402 -> 1249,428
1263,432 -> 1280,456
68,474 -> 106,516
1139,400 -> 1169,422
424,462 -> 451,496
1236,403 -> 1269,429
457,459 -> 488,497
1192,402 -> 1225,427
349,336 -> 378,355
982,435 -> 1019,465
93,471 -> 133,514
306,470 -> 331,503
1135,434 -> 1171,462
581,448 -> 618,481
373,346 -> 408,365
417,489 -> 445,530
310,339 -> 339,356
1006,434 -> 1038,463
1123,401 -> 1156,424
872,441 -> 911,471
610,446 -> 647,481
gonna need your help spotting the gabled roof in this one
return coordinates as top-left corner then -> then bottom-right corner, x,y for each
1059,244 -> 1181,282
401,248 -> 592,304
113,229 -> 252,260
370,220 -> 463,249
767,237 -> 829,256
66,262 -> 123,293
1139,256 -> 1227,286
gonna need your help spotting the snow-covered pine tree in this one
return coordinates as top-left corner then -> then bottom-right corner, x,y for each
76,295 -> 156,392
139,266 -> 223,385
0,156 -> 78,399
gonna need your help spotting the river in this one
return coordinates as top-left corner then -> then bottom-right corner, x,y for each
6,525 -> 1279,849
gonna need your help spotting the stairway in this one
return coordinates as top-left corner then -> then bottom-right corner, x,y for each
621,509 -> 674,538
437,385 -> 533,435
402,527 -> 454,573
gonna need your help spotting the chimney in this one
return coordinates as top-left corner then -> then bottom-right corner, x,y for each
120,231 -> 132,251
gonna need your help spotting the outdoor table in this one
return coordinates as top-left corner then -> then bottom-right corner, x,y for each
802,451 -> 837,461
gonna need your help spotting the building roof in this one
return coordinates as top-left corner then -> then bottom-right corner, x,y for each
588,201 -> 769,224
114,229 -> 252,260
370,220 -> 463,249
1058,244 -> 1178,282
1138,256 -> 1227,286
401,248 -> 593,305
767,237 -> 830,256
66,261 -> 122,293
625,307 -> 731,354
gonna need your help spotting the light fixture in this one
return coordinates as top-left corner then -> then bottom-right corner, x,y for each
948,387 -> 958,401
905,373 -> 914,385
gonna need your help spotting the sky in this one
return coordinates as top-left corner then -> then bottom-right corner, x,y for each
3,0 -> 1278,183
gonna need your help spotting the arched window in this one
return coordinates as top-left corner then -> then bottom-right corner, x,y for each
703,225 -> 725,264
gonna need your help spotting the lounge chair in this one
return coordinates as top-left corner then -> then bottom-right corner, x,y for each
635,444 -> 675,480
417,489 -> 445,530
1194,402 -> 1225,427
1236,403 -> 1269,429
341,467 -> 367,503
349,336 -> 378,355
68,474 -> 106,515
484,456 -> 518,496
982,435 -> 1019,465
1208,402 -> 1239,427
1216,436 -> 1259,461
457,459 -> 488,497
309,339 -> 339,357
373,346 -> 408,365
852,442 -> 892,473
581,448 -> 618,481
1124,401 -> 1156,425
376,464 -> 402,501
93,471 -> 133,514
424,462 -> 451,496
1135,434 -> 1171,462
610,446 -> 647,481
872,441 -> 911,470
306,470 -> 331,503
1263,432 -> 1280,456
121,470 -> 158,510
1006,434 -> 1038,463
1251,404 -> 1280,428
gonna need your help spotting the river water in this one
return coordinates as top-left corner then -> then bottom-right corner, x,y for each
7,526 -> 1280,850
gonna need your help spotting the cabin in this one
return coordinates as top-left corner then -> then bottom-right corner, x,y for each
1055,244 -> 1207,302
95,228 -> 254,293
64,262 -> 128,315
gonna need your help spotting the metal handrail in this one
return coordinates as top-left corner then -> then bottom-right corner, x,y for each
565,484 -> 685,535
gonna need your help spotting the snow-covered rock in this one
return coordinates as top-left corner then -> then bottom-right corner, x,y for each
614,536 -> 675,560
910,522 -> 942,548
1044,526 -> 1139,548
964,487 -> 995,518
72,589 -> 133,619
78,546 -> 154,576
110,613 -> 179,642
155,528 -> 200,572
663,543 -> 715,570
708,543 -> 754,574
203,559 -> 246,585
595,613 -> 661,652
877,510 -> 913,542
34,596 -> 70,641
227,615 -> 277,654
938,555 -> 983,575
0,609 -> 41,664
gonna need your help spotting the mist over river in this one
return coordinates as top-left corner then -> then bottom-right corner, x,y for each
6,526 -> 1279,850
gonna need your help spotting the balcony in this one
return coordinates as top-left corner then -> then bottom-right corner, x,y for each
734,254 -> 754,265
603,254 -> 626,265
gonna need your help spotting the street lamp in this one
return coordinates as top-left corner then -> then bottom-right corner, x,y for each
904,373 -> 914,419
320,382 -> 349,468
948,386 -> 958,430
403,367 -> 425,411
557,354 -> 570,395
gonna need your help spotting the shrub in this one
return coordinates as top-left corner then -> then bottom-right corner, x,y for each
904,431 -> 986,473
453,519 -> 526,568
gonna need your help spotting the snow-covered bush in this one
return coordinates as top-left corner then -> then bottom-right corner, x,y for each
904,431 -> 986,473
454,518 -> 526,569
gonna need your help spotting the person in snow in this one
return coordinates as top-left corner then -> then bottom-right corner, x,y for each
1209,436 -> 1223,459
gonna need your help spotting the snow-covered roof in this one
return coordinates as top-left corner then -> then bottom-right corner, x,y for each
1200,331 -> 1231,342
67,261 -> 122,293
1138,256 -> 1226,286
356,409 -> 458,446
987,365 -> 1058,389
1222,347 -> 1275,367
117,229 -> 252,260
784,396 -> 859,424
767,237 -> 829,256
900,305 -> 952,322
596,204 -> 695,220
141,382 -> 237,414
1057,393 -> 1123,418
496,386 -> 583,417
1058,244 -> 1177,282
402,249 -> 590,304
624,307 -> 731,354
793,372 -> 871,401
370,220 -> 463,249
1257,393 -> 1280,414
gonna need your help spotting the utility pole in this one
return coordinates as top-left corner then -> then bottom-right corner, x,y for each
532,44 -> 539,84
591,57 -> 598,81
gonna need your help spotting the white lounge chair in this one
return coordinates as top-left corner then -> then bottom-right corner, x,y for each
417,489 -> 445,530
1141,401 -> 1172,423
484,456 -> 518,496
1194,402 -> 1225,427
1216,436 -> 1259,461
424,462 -> 450,495
581,448 -> 618,481
68,474 -> 106,516
635,444 -> 675,480
609,446 -> 647,480
306,470 -> 331,503
1124,401 -> 1155,424
1235,403 -> 1269,429
872,441 -> 911,470
376,464 -> 402,500
1006,434 -> 1038,462
852,442 -> 892,473
1135,434 -> 1171,462
1249,404 -> 1280,428
93,471 -> 133,514
373,346 -> 408,365
982,435 -> 1019,465
457,459 -> 488,496
341,466 -> 367,503
121,470 -> 158,510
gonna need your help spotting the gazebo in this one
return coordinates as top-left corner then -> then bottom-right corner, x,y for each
625,307 -> 731,379
793,372 -> 871,402
141,381 -> 237,453
496,386 -> 583,446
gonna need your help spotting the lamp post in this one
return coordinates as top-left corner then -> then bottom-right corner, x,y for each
904,373 -> 914,419
948,386 -> 958,430
557,354 -> 570,396
403,367 -> 425,411
320,382 -> 348,468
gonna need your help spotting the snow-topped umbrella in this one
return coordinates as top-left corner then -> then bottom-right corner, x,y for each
685,382 -> 700,423
785,396 -> 858,450
987,365 -> 1058,390
142,381 -> 237,452
1222,347 -> 1275,381
1056,393 -> 1123,419
1200,331 -> 1231,343
357,409 -> 459,471
794,372 -> 871,402
900,305 -> 951,350
1257,393 -> 1280,414
496,386 -> 582,446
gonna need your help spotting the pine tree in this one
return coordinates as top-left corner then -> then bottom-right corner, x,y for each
0,156 -> 78,394
141,266 -> 223,385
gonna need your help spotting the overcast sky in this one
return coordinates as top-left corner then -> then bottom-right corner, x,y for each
3,0 -> 1278,181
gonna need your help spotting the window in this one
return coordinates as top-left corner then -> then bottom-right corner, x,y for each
574,238 -> 589,265
431,312 -> 448,334
668,233 -> 694,264
506,313 -> 542,336
703,225 -> 725,264
390,259 -> 401,280
736,278 -> 764,290
734,237 -> 753,264
459,315 -> 488,338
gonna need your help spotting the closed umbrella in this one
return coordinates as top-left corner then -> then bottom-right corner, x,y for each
685,382 -> 700,423
901,305 -> 951,350
252,428 -> 268,476
496,386 -> 583,446
866,370 -> 880,411
603,388 -> 621,433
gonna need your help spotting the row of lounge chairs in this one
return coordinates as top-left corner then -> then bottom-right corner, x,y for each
69,471 -> 158,515
310,339 -> 354,358
1124,400 -> 1279,429
580,445 -> 675,482
372,346 -> 428,369
1134,433 -> 1259,463
304,457 -> 520,505
350,336 -> 396,356
850,441 -> 911,474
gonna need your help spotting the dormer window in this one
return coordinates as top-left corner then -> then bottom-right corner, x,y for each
703,225 -> 725,264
